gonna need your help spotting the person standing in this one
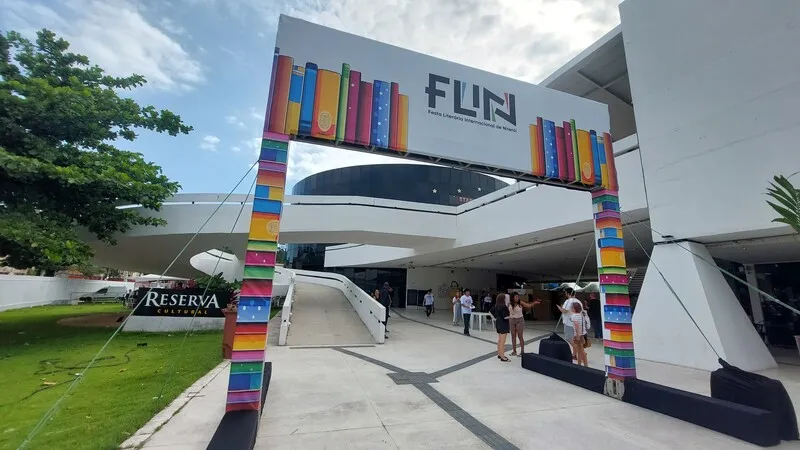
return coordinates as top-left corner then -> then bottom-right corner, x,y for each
508,292 -> 541,356
380,282 -> 393,335
423,289 -> 435,317
570,302 -> 589,367
452,290 -> 462,326
491,294 -> 511,361
482,292 -> 493,312
460,288 -> 475,336
557,287 -> 581,359
587,294 -> 602,340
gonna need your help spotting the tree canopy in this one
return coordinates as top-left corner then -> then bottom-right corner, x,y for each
0,29 -> 191,272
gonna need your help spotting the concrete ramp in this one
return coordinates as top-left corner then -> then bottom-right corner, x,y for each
286,282 -> 374,346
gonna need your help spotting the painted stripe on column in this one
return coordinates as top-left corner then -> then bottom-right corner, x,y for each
594,210 -> 620,220
259,147 -> 289,163
598,267 -> 627,276
258,161 -> 288,172
241,280 -> 273,297
243,266 -> 275,279
254,185 -> 285,201
604,293 -> 631,305
230,361 -> 265,374
247,240 -> 278,252
231,350 -> 265,362
599,274 -> 628,284
257,170 -> 287,188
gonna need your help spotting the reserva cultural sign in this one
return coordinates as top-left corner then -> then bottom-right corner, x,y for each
132,288 -> 231,318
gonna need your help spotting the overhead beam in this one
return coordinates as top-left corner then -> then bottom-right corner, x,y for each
576,70 -> 634,107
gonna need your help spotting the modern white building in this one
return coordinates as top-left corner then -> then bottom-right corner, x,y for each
85,0 -> 800,373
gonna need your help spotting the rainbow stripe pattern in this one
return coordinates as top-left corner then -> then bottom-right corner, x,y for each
264,47 -> 409,152
592,189 -> 636,380
225,131 -> 289,412
529,117 -> 617,189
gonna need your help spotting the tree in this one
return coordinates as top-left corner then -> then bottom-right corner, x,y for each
194,273 -> 241,292
0,29 -> 192,272
277,245 -> 288,265
766,174 -> 800,234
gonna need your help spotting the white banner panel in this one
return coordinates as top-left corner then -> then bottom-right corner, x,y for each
266,15 -> 615,189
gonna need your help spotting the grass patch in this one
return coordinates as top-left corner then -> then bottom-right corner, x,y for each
0,304 -> 223,450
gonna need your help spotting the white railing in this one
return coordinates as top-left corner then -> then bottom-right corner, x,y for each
277,267 -> 297,346
290,269 -> 386,344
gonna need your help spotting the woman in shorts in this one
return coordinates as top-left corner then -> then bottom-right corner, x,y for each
508,293 -> 541,357
570,302 -> 589,367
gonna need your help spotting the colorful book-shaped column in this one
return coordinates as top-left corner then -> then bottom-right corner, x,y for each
592,189 -> 636,380
226,133 -> 288,412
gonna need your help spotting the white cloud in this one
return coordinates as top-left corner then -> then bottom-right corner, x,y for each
231,146 -> 242,152
159,17 -> 186,36
231,0 -> 621,83
243,137 -> 262,156
249,107 -> 264,122
200,135 -> 221,151
225,115 -> 245,128
4,0 -> 204,91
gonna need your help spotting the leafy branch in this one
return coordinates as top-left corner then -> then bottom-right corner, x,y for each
766,174 -> 800,234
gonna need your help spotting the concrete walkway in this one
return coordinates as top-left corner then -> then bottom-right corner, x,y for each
136,307 -> 800,450
286,282 -> 374,346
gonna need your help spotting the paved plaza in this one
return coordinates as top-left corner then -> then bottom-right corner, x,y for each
128,303 -> 800,450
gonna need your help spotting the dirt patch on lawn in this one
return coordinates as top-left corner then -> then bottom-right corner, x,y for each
58,313 -> 127,328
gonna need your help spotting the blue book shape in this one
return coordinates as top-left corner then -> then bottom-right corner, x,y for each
370,80 -> 391,148
288,66 -> 304,104
237,297 -> 272,323
590,131 -> 602,186
603,305 -> 632,324
298,62 -> 317,135
543,120 -> 558,178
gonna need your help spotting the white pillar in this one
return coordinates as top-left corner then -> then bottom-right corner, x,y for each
744,264 -> 765,325
632,242 -> 776,371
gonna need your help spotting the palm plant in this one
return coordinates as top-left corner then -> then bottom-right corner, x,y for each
766,174 -> 800,234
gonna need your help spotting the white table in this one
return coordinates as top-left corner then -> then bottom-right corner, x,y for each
470,312 -> 494,332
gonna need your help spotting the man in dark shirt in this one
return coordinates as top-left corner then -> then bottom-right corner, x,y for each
380,282 -> 393,335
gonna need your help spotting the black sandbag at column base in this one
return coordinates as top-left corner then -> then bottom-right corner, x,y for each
710,359 -> 798,441
622,377 -> 781,447
208,362 -> 274,450
521,352 -> 606,394
207,410 -> 259,450
537,333 -> 573,362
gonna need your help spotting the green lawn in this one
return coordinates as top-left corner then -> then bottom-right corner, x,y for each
0,304 -> 223,450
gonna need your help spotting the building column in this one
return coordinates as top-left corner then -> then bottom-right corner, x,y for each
225,134 -> 288,412
592,189 -> 637,379
632,242 -> 776,372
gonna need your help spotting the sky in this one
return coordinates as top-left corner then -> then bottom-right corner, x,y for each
3,0 -> 622,194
